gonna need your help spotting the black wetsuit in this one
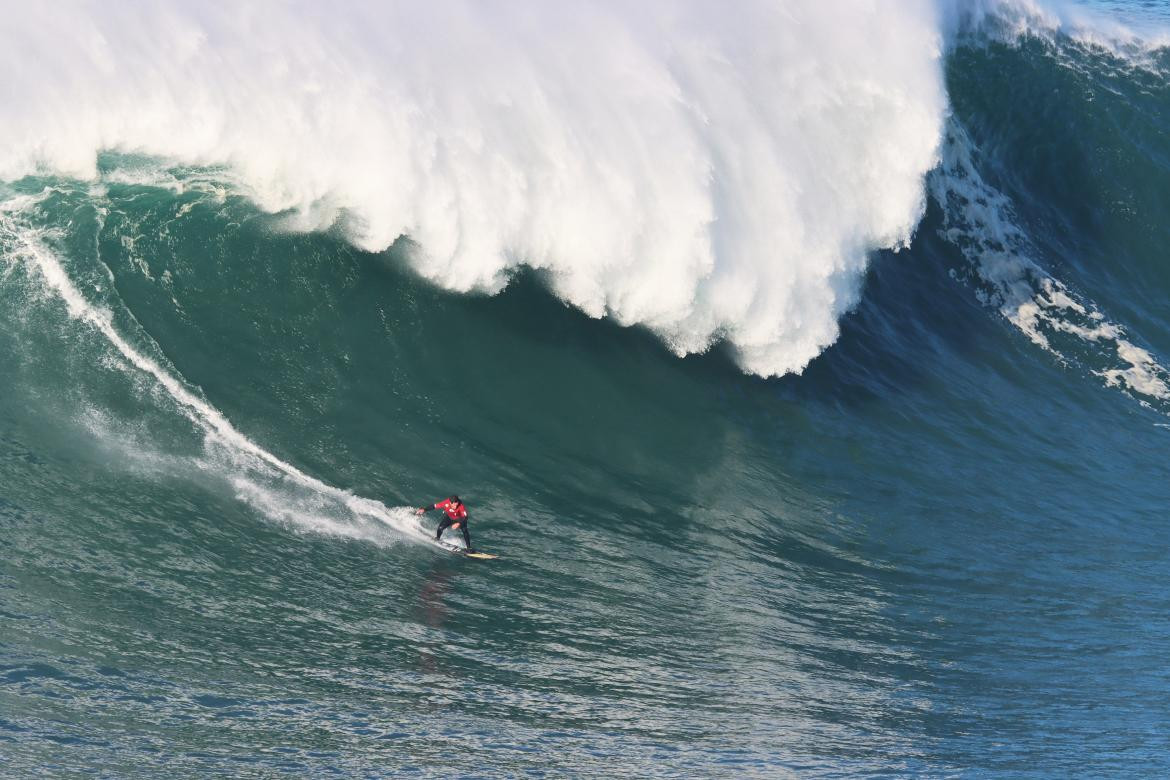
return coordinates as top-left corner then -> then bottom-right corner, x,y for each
436,515 -> 471,548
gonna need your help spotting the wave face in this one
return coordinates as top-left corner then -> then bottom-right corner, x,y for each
3,1 -> 1170,778
937,8 -> 1170,410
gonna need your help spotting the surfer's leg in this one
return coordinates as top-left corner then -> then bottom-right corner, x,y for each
435,517 -> 453,541
460,524 -> 471,549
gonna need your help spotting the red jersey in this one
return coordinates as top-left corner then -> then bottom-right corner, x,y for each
433,499 -> 468,521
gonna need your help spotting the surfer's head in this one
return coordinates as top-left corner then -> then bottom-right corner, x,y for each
449,495 -> 462,506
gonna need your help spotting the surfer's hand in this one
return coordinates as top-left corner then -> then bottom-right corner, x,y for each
415,507 -> 426,515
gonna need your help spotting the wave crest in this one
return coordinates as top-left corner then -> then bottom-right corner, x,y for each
0,1 -> 947,376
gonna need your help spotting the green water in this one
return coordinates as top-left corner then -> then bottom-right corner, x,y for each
2,169 -> 1168,777
4,8 -> 1170,775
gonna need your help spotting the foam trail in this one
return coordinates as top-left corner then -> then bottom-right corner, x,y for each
0,1 -> 947,377
929,121 -> 1170,408
0,192 -> 423,545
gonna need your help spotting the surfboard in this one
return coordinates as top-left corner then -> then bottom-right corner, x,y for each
437,541 -> 499,560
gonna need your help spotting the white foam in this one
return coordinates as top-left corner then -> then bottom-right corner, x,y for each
0,1 -> 949,377
929,121 -> 1170,406
4,0 -> 1160,398
0,192 -> 428,545
941,0 -> 1170,54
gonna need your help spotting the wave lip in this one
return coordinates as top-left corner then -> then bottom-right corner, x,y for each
0,1 -> 947,377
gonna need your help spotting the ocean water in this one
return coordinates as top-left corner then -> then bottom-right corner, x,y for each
1,1 -> 1169,777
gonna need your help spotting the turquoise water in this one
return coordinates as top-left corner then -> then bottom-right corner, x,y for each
3,2 -> 1170,777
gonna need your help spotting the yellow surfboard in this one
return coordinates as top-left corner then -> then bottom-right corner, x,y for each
438,541 -> 499,560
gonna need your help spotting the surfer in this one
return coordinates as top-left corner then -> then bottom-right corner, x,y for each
416,495 -> 471,549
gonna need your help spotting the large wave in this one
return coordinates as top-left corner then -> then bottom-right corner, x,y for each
1,0 -> 1167,390
0,0 -> 946,377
